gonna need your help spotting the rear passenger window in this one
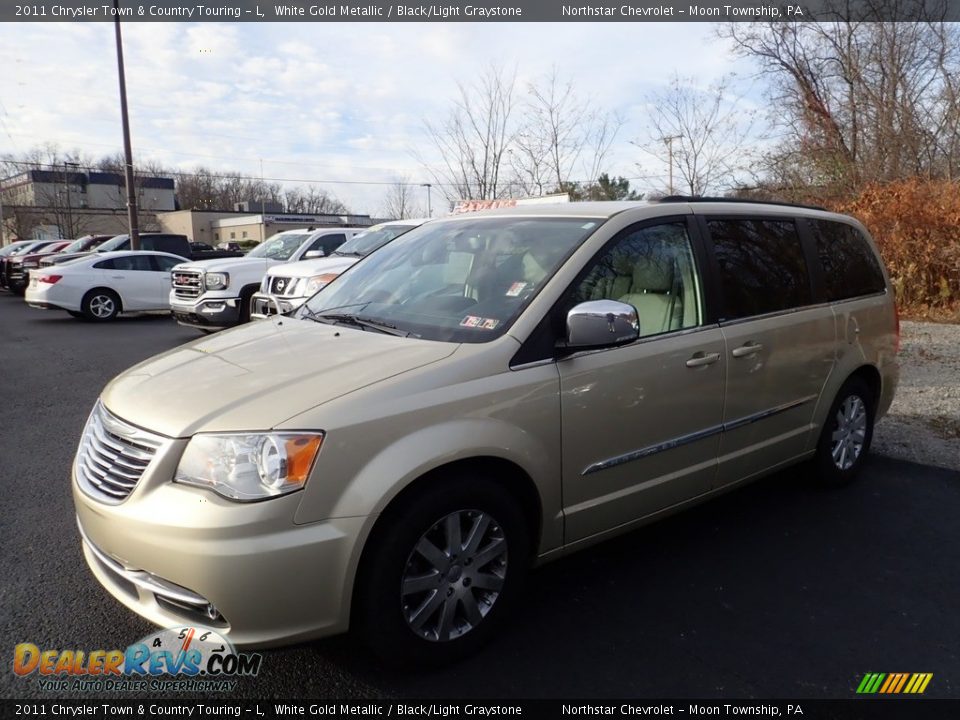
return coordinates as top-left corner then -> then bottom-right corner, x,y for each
810,220 -> 886,301
708,218 -> 811,320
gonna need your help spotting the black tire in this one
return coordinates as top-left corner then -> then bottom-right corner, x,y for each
238,286 -> 256,324
81,288 -> 121,322
814,376 -> 876,485
67,310 -> 84,319
354,472 -> 530,665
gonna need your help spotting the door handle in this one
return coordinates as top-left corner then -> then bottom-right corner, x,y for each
686,351 -> 720,368
732,342 -> 763,358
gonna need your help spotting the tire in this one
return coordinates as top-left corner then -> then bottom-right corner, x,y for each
238,287 -> 256,324
354,472 -> 530,665
81,289 -> 121,322
814,376 -> 875,485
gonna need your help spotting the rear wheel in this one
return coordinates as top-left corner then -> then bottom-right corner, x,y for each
354,472 -> 530,665
814,376 -> 875,485
81,289 -> 120,322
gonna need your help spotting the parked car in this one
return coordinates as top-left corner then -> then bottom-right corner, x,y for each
0,240 -> 70,293
47,233 -> 245,267
72,199 -> 898,662
1,240 -> 73,294
217,241 -> 242,252
191,241 -> 215,253
250,219 -> 429,319
0,240 -> 38,257
169,227 -> 364,331
25,250 -> 186,321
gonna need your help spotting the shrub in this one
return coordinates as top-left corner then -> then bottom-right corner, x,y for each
825,179 -> 960,318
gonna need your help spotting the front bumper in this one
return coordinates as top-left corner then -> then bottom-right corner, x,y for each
250,292 -> 308,320
73,448 -> 366,647
171,298 -> 242,330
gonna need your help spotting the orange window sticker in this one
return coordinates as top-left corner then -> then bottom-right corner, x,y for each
460,315 -> 482,327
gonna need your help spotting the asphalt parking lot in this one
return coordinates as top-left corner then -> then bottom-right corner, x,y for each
1,296 -> 958,701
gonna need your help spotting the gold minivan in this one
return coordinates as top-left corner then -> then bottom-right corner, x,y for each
73,200 -> 899,663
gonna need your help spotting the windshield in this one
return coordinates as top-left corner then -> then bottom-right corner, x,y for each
335,224 -> 418,257
96,234 -> 130,252
61,237 -> 99,252
301,217 -> 600,343
0,242 -> 33,257
246,233 -> 310,260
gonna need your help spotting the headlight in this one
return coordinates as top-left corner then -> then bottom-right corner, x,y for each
205,272 -> 229,290
174,432 -> 323,501
304,273 -> 339,296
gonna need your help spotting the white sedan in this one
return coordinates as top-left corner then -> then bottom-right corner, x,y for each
25,250 -> 185,322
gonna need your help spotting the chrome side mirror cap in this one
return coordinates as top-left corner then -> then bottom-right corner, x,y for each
303,250 -> 325,259
564,300 -> 639,351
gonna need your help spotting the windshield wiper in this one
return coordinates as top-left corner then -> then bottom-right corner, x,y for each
313,313 -> 409,337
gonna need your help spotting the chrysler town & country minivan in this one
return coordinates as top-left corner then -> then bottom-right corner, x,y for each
73,199 -> 899,663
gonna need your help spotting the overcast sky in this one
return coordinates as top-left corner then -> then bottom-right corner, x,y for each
0,22 -> 757,215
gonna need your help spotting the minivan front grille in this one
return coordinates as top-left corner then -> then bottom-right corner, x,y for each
75,403 -> 164,504
172,270 -> 203,300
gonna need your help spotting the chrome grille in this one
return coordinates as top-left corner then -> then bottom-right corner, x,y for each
269,275 -> 300,296
172,270 -> 203,300
75,403 -> 165,504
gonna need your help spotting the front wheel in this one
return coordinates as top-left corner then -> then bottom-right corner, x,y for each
354,474 -> 530,665
814,377 -> 875,485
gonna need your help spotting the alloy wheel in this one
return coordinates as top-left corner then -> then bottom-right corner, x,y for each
400,509 -> 508,643
830,395 -> 867,470
89,294 -> 116,319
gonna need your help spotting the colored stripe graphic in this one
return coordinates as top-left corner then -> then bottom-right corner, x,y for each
857,673 -> 932,694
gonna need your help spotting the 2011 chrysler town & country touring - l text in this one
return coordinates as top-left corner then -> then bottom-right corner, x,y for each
73,199 -> 898,663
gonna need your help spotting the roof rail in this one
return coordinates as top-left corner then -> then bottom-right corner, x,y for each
657,195 -> 827,212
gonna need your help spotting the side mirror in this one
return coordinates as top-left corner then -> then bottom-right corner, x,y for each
563,300 -> 639,351
304,250 -> 325,259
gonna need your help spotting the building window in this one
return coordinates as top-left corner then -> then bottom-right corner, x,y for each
230,232 -> 236,239
214,233 -> 220,241
242,231 -> 248,238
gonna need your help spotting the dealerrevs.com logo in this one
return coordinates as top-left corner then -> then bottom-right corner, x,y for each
13,627 -> 262,693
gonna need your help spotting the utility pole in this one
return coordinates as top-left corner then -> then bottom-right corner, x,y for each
420,183 -> 432,217
661,135 -> 683,195
114,0 -> 140,250
260,158 -> 266,241
63,161 -> 79,238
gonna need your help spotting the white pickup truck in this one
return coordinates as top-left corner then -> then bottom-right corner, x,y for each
169,227 -> 363,331
249,219 -> 429,319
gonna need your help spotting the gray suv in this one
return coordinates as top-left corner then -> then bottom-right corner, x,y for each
73,199 -> 898,663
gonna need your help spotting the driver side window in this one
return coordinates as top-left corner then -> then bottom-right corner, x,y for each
571,222 -> 703,338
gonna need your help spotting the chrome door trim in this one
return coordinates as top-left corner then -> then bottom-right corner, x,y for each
582,423 -> 724,475
581,394 -> 818,476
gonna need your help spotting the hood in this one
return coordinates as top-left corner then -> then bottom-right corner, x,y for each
269,256 -> 358,280
174,257 -> 273,274
101,317 -> 457,438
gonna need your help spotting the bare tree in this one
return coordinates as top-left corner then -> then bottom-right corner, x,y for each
380,176 -> 425,219
174,166 -> 284,211
719,3 -> 960,194
636,74 -> 758,197
283,186 -> 348,215
510,67 -> 624,196
421,64 -> 518,201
